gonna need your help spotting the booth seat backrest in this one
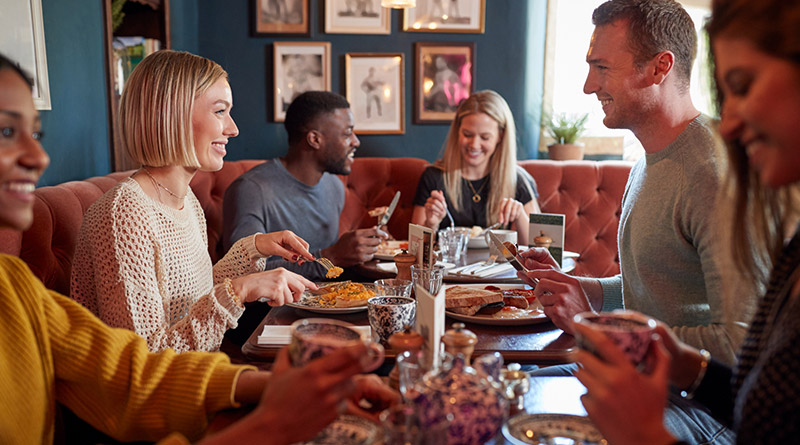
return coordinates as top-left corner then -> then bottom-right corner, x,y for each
0,157 -> 631,296
520,160 -> 632,278
338,157 -> 429,239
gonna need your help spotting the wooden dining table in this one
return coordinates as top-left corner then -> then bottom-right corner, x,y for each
241,304 -> 576,366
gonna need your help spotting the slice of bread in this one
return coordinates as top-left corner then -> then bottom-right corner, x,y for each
445,286 -> 503,308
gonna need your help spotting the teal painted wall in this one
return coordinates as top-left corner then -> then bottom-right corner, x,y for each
33,0 -> 545,185
38,0 -> 110,186
197,0 -> 547,162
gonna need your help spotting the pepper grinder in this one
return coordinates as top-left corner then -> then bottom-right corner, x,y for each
387,325 -> 424,391
393,249 -> 416,283
442,322 -> 478,365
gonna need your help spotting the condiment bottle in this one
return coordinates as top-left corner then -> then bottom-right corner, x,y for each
387,325 -> 424,391
394,249 -> 416,282
442,322 -> 478,364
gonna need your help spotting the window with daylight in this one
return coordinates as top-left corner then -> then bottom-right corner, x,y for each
541,0 -> 713,161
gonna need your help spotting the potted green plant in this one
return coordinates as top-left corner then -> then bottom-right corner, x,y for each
541,112 -> 589,160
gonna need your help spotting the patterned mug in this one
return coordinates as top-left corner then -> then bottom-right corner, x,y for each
573,310 -> 657,368
289,318 -> 385,372
368,296 -> 417,345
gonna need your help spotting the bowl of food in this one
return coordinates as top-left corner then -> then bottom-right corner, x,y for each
466,225 -> 489,249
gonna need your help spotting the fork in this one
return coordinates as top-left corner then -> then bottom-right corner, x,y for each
315,258 -> 343,279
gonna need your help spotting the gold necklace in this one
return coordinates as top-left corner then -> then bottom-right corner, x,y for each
465,177 -> 488,203
142,167 -> 187,201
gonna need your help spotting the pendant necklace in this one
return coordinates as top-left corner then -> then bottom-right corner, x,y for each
142,167 -> 187,202
465,177 -> 488,203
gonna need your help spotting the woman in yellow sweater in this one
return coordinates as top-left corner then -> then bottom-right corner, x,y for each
0,54 -> 396,443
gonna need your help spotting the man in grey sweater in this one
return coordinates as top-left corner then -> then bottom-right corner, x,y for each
222,91 -> 388,280
520,0 -> 758,366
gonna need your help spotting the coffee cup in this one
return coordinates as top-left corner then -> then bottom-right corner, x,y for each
573,310 -> 657,368
368,296 -> 416,345
485,229 -> 518,262
289,318 -> 385,372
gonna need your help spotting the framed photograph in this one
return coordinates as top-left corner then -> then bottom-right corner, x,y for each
345,53 -> 404,134
0,0 -> 51,109
273,42 -> 332,122
253,0 -> 309,35
325,0 -> 390,34
414,42 -> 474,123
403,0 -> 485,33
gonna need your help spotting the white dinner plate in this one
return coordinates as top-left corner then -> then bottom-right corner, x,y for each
443,283 -> 548,326
374,240 -> 407,261
300,415 -> 379,445
503,413 -> 605,445
286,283 -> 375,314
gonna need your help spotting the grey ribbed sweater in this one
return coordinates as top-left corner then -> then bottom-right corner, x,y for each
599,115 -> 759,365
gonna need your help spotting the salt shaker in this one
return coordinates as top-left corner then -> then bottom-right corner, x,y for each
387,325 -> 424,391
442,322 -> 478,364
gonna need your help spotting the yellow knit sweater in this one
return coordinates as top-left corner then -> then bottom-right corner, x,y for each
0,254 -> 255,443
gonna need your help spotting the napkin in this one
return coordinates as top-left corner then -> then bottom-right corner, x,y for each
471,262 -> 515,278
257,325 -> 372,345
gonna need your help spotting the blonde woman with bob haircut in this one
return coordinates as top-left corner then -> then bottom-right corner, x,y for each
71,50 -> 317,353
412,90 -> 540,244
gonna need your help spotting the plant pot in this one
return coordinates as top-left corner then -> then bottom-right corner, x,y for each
547,143 -> 585,161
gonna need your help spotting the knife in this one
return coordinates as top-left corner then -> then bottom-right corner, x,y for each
488,231 -> 531,275
378,191 -> 401,227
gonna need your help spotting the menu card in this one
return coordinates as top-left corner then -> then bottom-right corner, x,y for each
408,223 -> 435,268
529,213 -> 566,267
415,282 -> 445,369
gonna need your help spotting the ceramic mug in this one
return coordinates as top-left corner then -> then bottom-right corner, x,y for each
289,318 -> 385,372
573,310 -> 657,368
368,296 -> 417,345
485,229 -> 518,262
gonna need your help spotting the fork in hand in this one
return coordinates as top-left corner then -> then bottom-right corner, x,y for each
315,258 -> 344,279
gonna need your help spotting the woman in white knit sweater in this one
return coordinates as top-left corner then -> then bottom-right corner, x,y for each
71,50 -> 317,353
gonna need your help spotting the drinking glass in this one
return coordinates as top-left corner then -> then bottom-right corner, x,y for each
374,279 -> 413,298
438,229 -> 468,263
410,264 -> 445,296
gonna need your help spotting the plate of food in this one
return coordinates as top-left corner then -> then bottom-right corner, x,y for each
444,283 -> 547,326
300,415 -> 380,444
503,413 -> 605,445
374,240 -> 408,261
287,282 -> 377,314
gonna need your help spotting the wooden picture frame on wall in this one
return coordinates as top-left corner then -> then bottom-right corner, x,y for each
403,0 -> 485,33
345,53 -> 404,134
414,42 -> 474,124
324,0 -> 390,34
253,0 -> 310,36
273,42 -> 331,122
0,0 -> 51,109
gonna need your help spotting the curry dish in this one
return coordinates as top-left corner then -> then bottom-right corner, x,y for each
317,282 -> 376,308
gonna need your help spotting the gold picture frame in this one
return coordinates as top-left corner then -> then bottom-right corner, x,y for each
253,0 -> 310,36
414,42 -> 474,123
324,0 -> 391,34
403,0 -> 485,33
273,42 -> 332,122
345,53 -> 405,134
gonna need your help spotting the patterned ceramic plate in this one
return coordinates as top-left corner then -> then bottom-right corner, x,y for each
287,283 -> 376,314
300,415 -> 380,445
503,413 -> 606,444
